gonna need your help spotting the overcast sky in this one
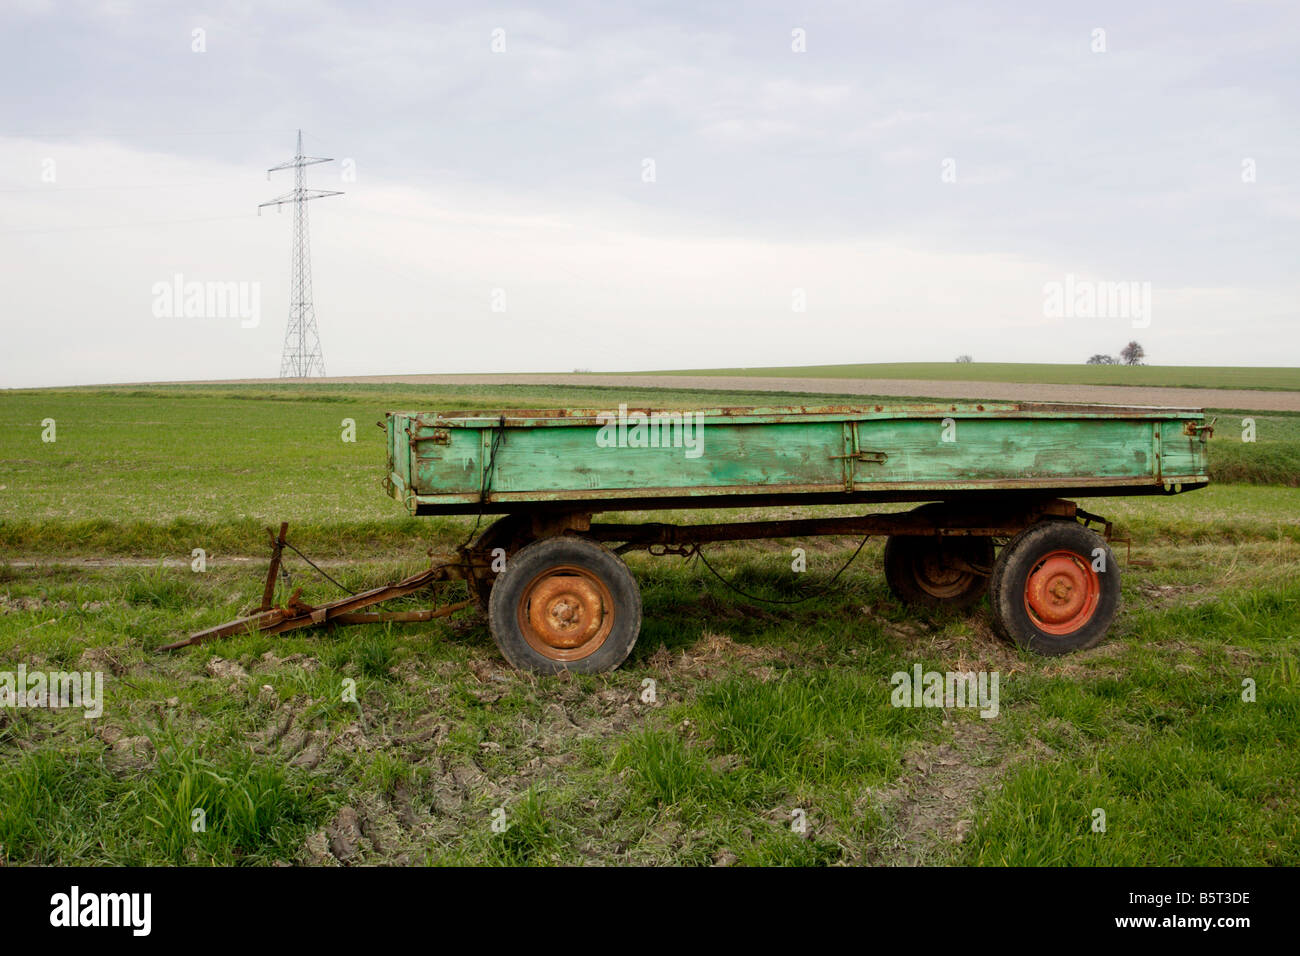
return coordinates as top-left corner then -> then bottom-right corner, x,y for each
2,0 -> 1297,387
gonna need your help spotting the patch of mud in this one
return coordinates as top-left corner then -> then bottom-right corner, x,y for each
204,657 -> 249,681
78,646 -> 134,676
250,702 -> 332,770
297,752 -> 536,865
97,724 -> 156,770
1138,583 -> 1209,607
460,658 -> 520,703
278,657 -> 667,864
303,788 -> 434,866
864,720 -> 1011,865
646,631 -> 795,680
1038,639 -> 1129,680
257,651 -> 321,672
896,615 -> 1018,663
1,595 -> 73,614
1222,644 -> 1262,667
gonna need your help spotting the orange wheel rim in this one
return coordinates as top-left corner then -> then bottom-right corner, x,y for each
516,565 -> 614,662
1023,550 -> 1100,635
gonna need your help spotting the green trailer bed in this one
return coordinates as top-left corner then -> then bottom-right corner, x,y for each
384,401 -> 1210,515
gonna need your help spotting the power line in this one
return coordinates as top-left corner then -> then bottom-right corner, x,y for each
259,129 -> 343,379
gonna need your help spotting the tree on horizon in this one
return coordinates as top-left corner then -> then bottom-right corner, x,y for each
1120,341 -> 1145,366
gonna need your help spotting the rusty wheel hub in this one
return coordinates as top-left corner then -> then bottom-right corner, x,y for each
517,565 -> 614,661
916,550 -> 973,598
1023,550 -> 1100,635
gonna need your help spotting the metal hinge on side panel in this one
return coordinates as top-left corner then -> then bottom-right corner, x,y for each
829,450 -> 889,463
839,422 -> 855,490
410,427 -> 450,447
1153,422 -> 1162,481
833,422 -> 888,491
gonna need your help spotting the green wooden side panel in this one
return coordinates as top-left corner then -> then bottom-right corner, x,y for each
413,421 -> 847,494
413,429 -> 481,496
387,404 -> 1209,509
850,418 -> 1160,486
1158,419 -> 1208,479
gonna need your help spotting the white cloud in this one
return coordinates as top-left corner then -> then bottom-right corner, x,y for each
1,1 -> 1297,384
2,135 -> 1293,387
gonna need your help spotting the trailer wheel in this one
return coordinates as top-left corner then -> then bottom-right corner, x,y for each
468,515 -> 534,613
884,533 -> 993,609
989,521 -> 1120,655
487,536 -> 642,674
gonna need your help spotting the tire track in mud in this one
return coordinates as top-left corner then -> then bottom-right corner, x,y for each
255,657 -> 659,866
863,721 -> 1015,865
204,637 -> 1025,865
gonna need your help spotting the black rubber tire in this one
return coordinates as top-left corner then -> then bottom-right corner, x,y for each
487,536 -> 642,675
468,514 -> 534,613
882,504 -> 993,609
988,520 -> 1121,656
883,534 -> 994,609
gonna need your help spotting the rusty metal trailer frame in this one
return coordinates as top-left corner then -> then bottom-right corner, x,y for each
164,400 -> 1211,665
161,497 -> 1104,651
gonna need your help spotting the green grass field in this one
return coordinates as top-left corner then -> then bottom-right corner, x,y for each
631,362 -> 1300,392
0,383 -> 1297,865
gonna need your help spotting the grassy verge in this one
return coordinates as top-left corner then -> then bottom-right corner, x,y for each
1,530 -> 1296,865
0,382 -> 1296,866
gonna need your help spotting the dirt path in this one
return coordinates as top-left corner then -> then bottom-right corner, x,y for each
167,372 -> 1300,411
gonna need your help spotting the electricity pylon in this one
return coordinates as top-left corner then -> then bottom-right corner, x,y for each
259,130 -> 343,378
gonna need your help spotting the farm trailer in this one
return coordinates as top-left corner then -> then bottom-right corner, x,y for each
169,401 -> 1212,673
